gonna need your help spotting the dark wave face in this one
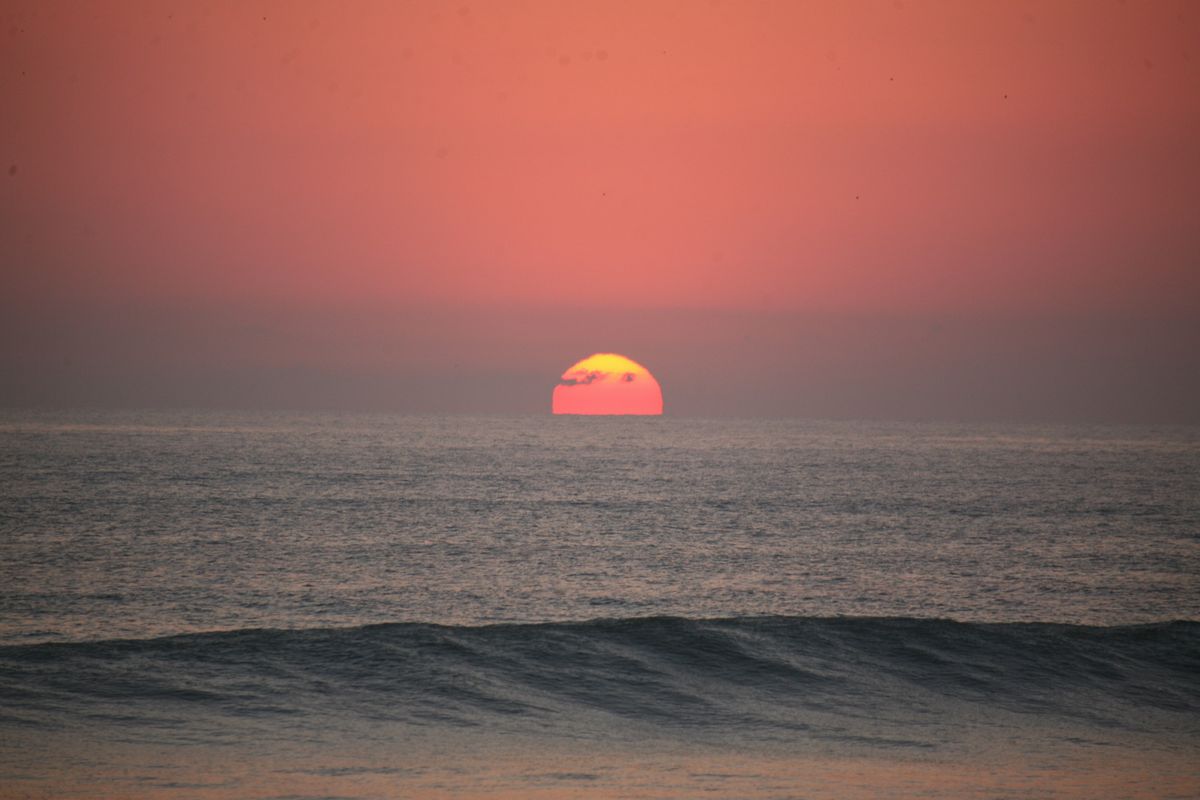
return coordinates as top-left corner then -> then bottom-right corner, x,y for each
3,616 -> 1197,756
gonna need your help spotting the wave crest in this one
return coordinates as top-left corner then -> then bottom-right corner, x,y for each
3,616 -> 1197,746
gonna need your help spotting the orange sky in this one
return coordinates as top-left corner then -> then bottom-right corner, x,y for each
2,1 -> 1198,419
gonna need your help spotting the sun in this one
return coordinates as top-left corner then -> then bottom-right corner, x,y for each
552,353 -> 664,415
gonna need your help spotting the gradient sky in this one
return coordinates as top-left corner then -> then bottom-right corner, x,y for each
2,0 -> 1198,420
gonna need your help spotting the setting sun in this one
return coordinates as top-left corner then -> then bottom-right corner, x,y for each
552,353 -> 663,416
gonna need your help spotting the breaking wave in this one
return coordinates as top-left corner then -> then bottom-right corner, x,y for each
3,616 -> 1196,749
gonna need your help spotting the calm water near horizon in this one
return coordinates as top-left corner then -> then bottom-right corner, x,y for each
1,410 -> 1198,798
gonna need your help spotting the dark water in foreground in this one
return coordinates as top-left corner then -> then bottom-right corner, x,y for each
1,411 -> 1198,798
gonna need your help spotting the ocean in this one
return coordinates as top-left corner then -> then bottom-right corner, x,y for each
1,410 -> 1197,798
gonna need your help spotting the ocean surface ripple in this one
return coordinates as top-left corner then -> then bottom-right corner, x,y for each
3,413 -> 1200,797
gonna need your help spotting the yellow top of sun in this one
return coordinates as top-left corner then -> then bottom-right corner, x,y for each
563,353 -> 650,377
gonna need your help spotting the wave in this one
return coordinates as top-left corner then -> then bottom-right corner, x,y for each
3,616 -> 1197,748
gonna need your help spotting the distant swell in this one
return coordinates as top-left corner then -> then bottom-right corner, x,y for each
2,616 -> 1197,747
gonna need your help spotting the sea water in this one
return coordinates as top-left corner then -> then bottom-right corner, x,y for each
1,410 -> 1198,798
